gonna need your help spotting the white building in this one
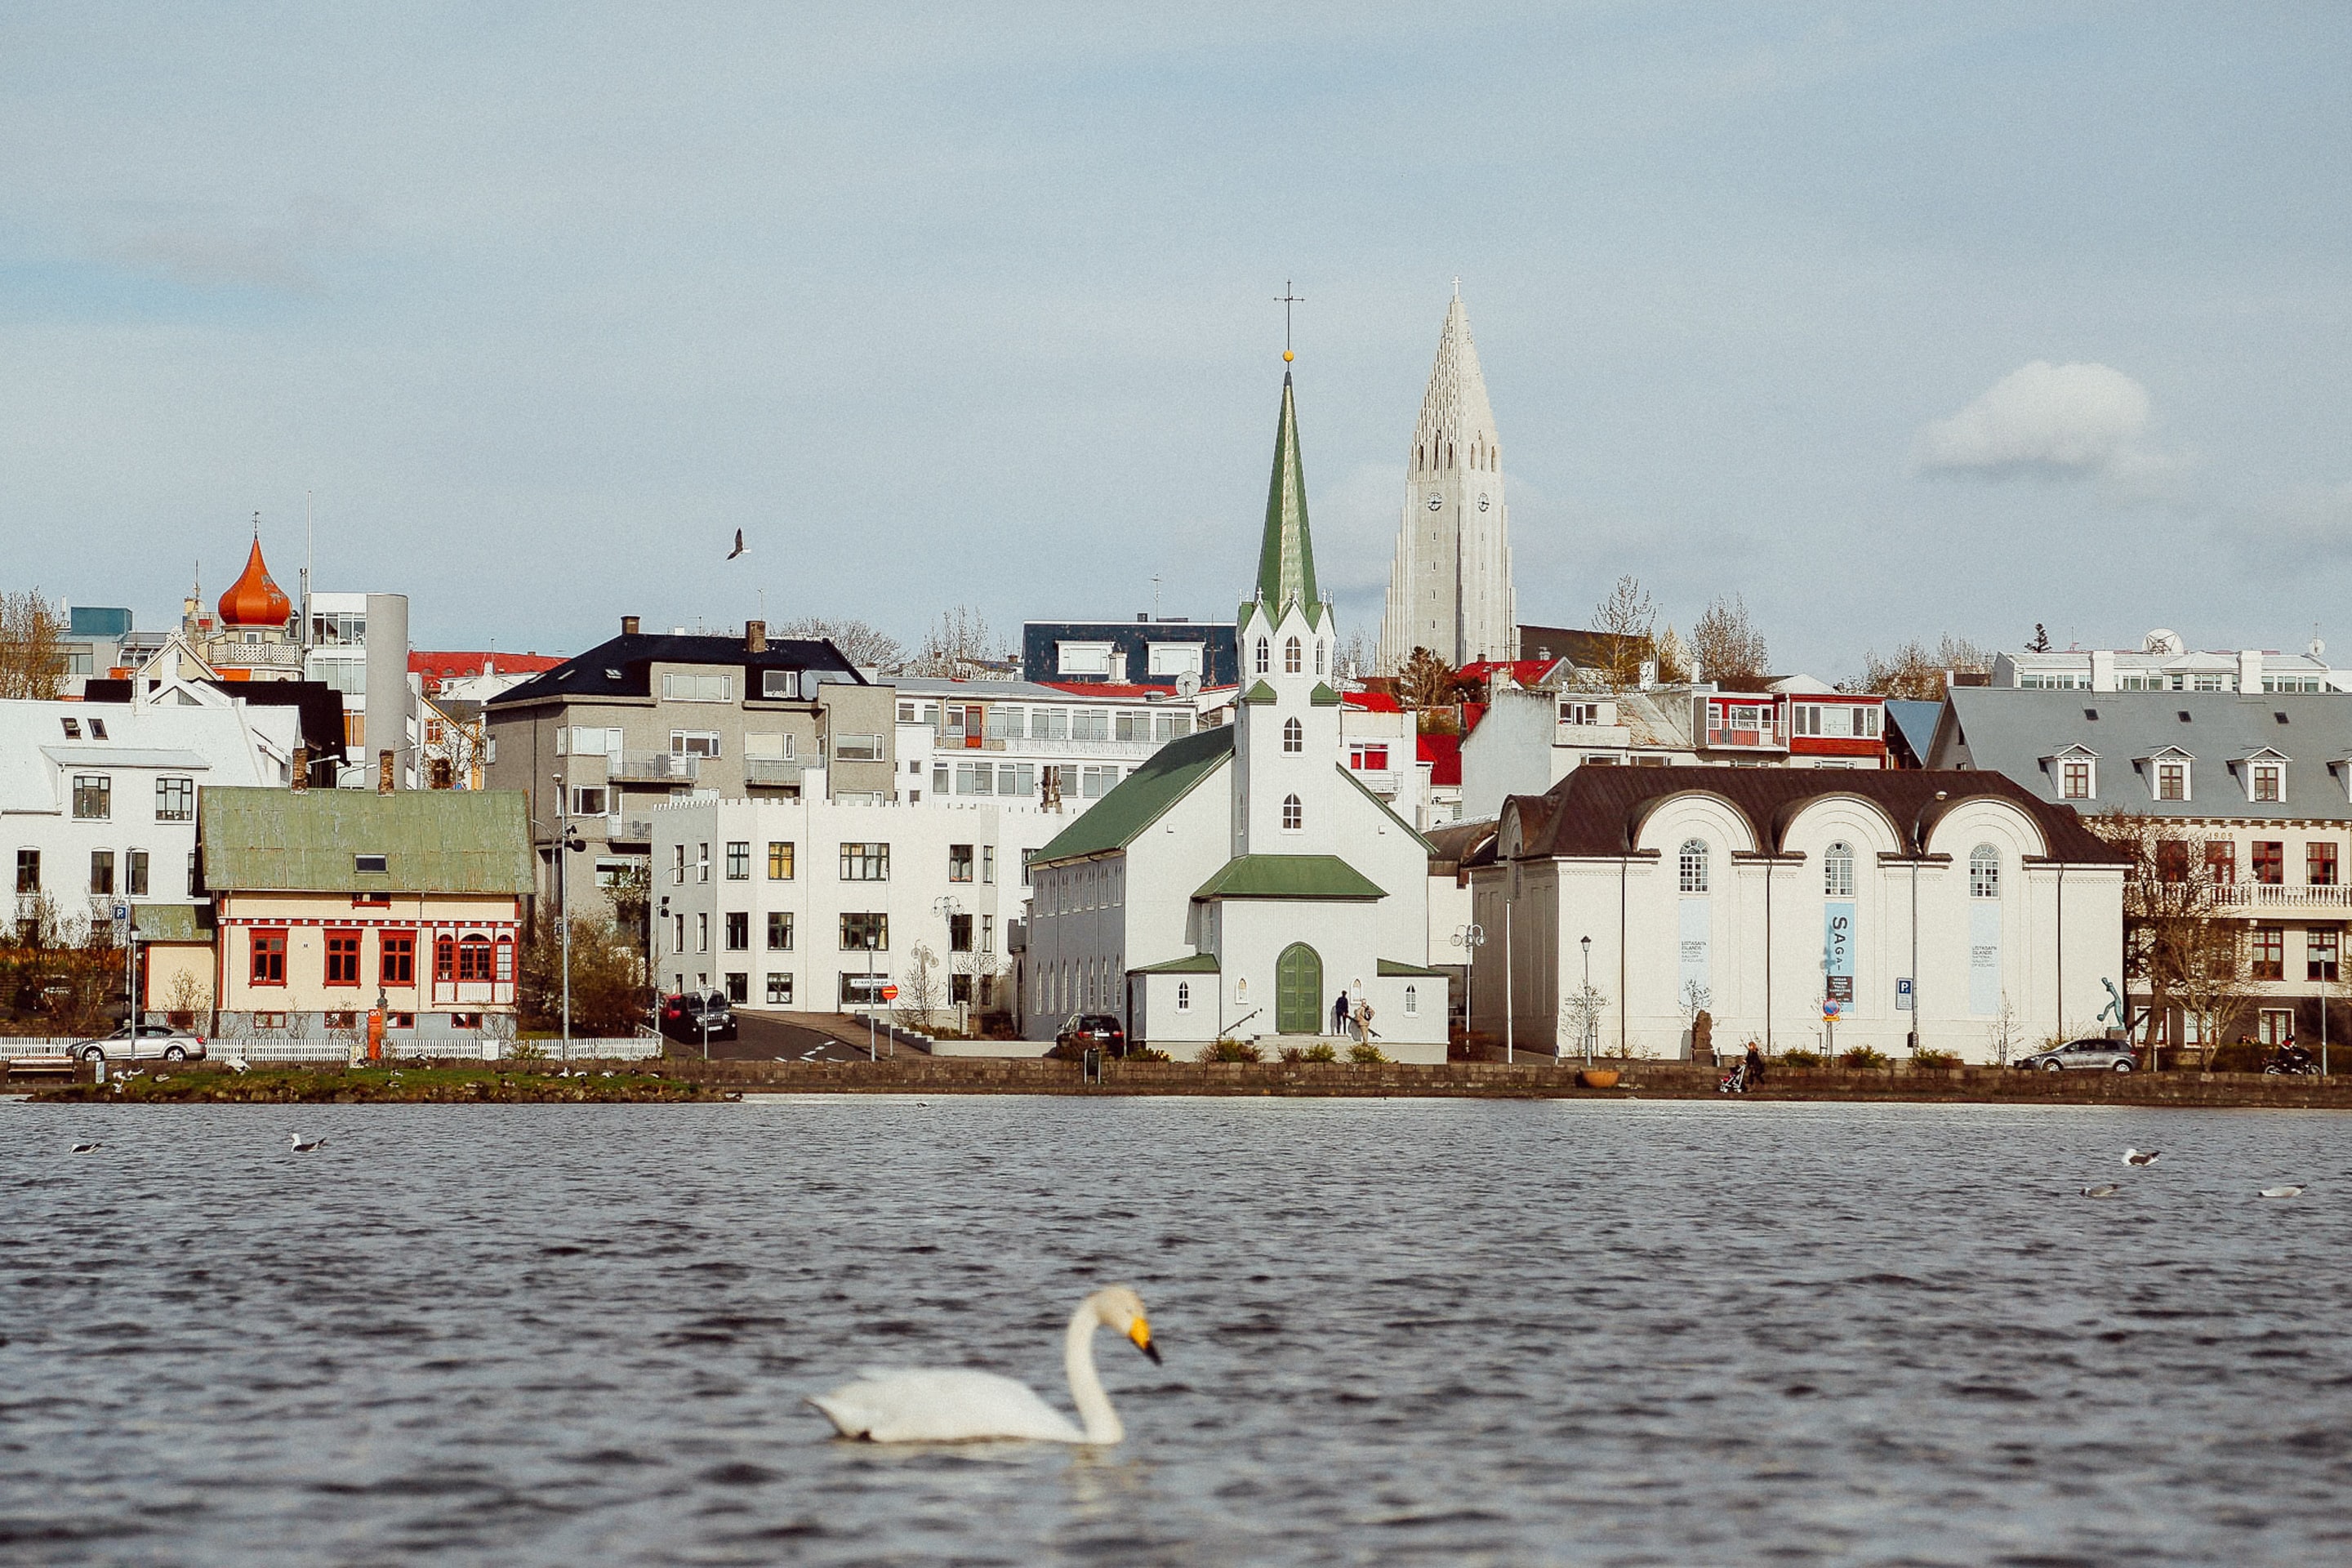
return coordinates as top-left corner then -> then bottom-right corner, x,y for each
651,791 -> 1069,1040
2,689 -> 296,937
888,677 -> 1209,812
1025,365 -> 1450,1061
1468,767 -> 2127,1063
1376,287 -> 1518,673
1991,631 -> 2347,694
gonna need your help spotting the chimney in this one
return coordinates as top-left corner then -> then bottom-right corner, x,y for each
377,751 -> 394,795
2238,648 -> 2263,694
746,619 -> 768,653
291,745 -> 309,791
621,615 -> 640,636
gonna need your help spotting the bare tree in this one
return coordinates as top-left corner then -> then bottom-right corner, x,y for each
2090,808 -> 2247,1066
894,942 -> 946,1032
1849,635 -> 1992,700
773,615 -> 905,671
0,590 -> 65,700
1590,575 -> 1658,693
1690,595 -> 1770,688
1395,647 -> 1457,713
1653,625 -> 1692,684
1334,628 -> 1379,681
1559,979 -> 1607,1067
908,605 -> 1009,679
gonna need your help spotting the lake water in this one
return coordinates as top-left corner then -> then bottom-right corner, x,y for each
5,1097 -> 2350,1566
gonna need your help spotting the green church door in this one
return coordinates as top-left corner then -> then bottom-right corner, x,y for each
1276,943 -> 1323,1035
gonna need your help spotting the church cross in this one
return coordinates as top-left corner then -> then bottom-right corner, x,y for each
1275,280 -> 1305,354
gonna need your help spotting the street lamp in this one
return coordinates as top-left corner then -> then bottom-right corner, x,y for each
1580,934 -> 1594,1066
1451,922 -> 1486,1053
933,895 -> 964,1048
550,775 -> 585,1067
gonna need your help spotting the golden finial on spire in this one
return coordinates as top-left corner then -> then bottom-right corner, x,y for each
1276,279 -> 1303,364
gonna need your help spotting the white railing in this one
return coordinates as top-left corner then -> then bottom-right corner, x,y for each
2213,883 -> 2352,909
608,818 -> 655,842
975,735 -> 1162,760
744,758 -> 805,786
612,751 -> 699,782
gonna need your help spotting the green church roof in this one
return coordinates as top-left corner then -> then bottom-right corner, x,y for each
1254,372 -> 1323,622
1192,853 -> 1386,902
1133,952 -> 1222,974
1376,958 -> 1446,978
1032,725 -> 1234,866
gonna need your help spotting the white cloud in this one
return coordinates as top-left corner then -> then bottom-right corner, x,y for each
1913,360 -> 2164,479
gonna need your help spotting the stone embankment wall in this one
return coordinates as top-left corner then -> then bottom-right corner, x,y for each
663,1057 -> 2352,1109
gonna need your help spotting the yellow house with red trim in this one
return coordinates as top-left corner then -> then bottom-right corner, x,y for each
198,787 -> 533,1045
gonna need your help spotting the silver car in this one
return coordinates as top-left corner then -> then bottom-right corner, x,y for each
2017,1037 -> 2137,1073
74,1022 -> 209,1062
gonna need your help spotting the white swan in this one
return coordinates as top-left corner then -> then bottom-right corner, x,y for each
808,1285 -> 1158,1444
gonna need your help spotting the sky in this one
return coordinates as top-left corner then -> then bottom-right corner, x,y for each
2,3 -> 2348,678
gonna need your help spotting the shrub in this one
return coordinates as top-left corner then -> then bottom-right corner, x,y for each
1303,1043 -> 1339,1062
1278,1046 -> 1304,1063
2207,1040 -> 2265,1073
1200,1039 -> 1262,1063
1779,1049 -> 1825,1068
1348,1043 -> 1387,1064
1839,1045 -> 1890,1070
1127,1046 -> 1172,1062
1912,1049 -> 1961,1070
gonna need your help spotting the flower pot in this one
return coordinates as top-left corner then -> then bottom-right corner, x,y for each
1578,1067 -> 1621,1089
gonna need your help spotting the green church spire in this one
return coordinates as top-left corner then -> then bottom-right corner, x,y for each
1254,370 -> 1321,621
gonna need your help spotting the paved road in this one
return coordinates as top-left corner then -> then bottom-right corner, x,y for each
662,1012 -> 891,1063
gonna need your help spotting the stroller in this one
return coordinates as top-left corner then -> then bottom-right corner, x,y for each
1717,1059 -> 1749,1094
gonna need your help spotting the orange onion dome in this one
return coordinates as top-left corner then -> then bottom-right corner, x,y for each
218,537 -> 292,628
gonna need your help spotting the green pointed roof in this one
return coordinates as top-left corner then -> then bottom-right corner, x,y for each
1254,372 -> 1321,618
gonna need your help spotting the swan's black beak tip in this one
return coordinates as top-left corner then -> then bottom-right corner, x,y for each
1142,1341 -> 1162,1365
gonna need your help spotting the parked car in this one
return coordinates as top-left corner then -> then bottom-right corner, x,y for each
1055,1013 -> 1128,1057
74,1022 -> 209,1062
657,991 -> 736,1043
2016,1037 -> 2137,1073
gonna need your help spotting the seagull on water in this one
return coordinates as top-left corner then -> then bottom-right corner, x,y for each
2122,1148 -> 2161,1167
2080,1183 -> 2121,1199
2259,1185 -> 2307,1199
70,1141 -> 101,1154
726,528 -> 746,560
288,1132 -> 327,1152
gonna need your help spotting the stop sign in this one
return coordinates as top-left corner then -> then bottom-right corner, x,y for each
880,984 -> 900,1001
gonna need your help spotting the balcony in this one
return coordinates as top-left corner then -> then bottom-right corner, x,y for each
208,641 -> 305,669
1703,725 -> 1786,752
981,734 -> 1161,760
607,818 -> 655,844
744,757 -> 805,787
2212,882 -> 2352,911
612,751 -> 699,782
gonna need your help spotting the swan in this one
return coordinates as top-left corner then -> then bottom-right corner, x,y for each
808,1285 -> 1159,1444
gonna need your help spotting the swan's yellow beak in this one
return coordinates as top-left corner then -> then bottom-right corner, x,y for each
1129,1316 -> 1160,1364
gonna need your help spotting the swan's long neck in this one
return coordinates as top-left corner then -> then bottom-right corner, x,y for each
1063,1299 -> 1122,1445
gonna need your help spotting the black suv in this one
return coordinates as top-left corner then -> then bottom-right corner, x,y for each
1055,1013 -> 1127,1056
658,991 -> 737,1043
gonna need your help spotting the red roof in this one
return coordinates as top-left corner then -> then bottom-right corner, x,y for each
1459,658 -> 1561,688
218,537 -> 292,629
1343,689 -> 1402,712
1036,681 -> 1182,699
1459,701 -> 1489,735
1418,732 -> 1463,787
410,650 -> 567,690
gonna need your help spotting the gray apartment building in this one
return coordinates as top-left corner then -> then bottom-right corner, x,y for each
485,617 -> 897,920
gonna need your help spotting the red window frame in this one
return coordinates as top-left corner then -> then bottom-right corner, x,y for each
2205,840 -> 2235,884
434,933 -> 456,982
381,929 -> 416,987
2254,841 -> 2285,885
323,929 -> 362,987
495,934 -> 514,982
2252,926 -> 2285,981
457,934 -> 494,982
250,929 -> 287,987
2310,843 -> 2338,888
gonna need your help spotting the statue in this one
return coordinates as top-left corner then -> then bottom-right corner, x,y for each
2099,978 -> 2126,1029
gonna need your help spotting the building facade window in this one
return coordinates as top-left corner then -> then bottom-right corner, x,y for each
72,775 -> 110,820
2252,925 -> 2285,981
840,843 -> 889,880
2252,763 -> 2283,803
1284,636 -> 1302,675
2157,762 -> 2187,801
2060,760 -> 2091,799
768,841 -> 795,880
1281,795 -> 1303,831
1254,637 -> 1269,675
2157,840 -> 2191,883
435,933 -> 456,982
1282,717 -> 1303,753
126,850 -> 148,897
949,844 -> 974,882
89,850 -> 114,896
2310,843 -> 2338,887
1175,981 -> 1190,1012
155,777 -> 195,822
458,935 -> 494,982
325,930 -> 361,986
1823,842 -> 1855,898
725,841 -> 750,880
695,912 -> 709,952
381,931 -> 416,986
2310,928 -> 2341,982
251,929 -> 287,986
1678,839 -> 1708,894
766,973 -> 794,1004
766,911 -> 794,951
2254,841 -> 2285,885
840,912 -> 889,951
1969,845 -> 2000,898
725,972 -> 748,1004
2207,840 -> 2236,884
14,849 -> 37,894
725,911 -> 749,951
948,913 -> 973,953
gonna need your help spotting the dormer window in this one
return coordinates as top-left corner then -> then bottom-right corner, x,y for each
2252,763 -> 2284,803
2140,747 -> 2194,802
2049,746 -> 2097,800
2158,761 -> 2187,801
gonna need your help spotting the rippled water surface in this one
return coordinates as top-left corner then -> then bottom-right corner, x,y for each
5,1097 -> 2350,1566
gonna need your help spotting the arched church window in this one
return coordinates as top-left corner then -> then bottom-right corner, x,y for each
1678,839 -> 1709,894
1405,985 -> 1419,1016
1255,638 -> 1269,675
1282,717 -> 1303,753
1315,640 -> 1325,675
1282,795 -> 1303,831
1971,845 -> 2001,898
1824,842 -> 1855,898
1176,982 -> 1191,1012
1285,636 -> 1302,674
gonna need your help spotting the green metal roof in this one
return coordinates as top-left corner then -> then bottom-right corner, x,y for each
199,788 -> 536,894
1254,372 -> 1321,618
1377,957 -> 1446,978
1033,726 -> 1233,866
1133,952 -> 1221,974
1192,853 -> 1385,902
1310,682 -> 1341,706
1241,680 -> 1278,706
133,903 -> 215,942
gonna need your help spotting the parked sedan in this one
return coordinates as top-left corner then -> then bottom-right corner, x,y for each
2016,1038 -> 2138,1073
74,1022 -> 209,1062
657,991 -> 737,1043
1055,1013 -> 1128,1056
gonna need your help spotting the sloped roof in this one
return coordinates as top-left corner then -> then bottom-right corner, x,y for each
1192,853 -> 1386,901
1133,952 -> 1220,973
1418,732 -> 1463,786
490,630 -> 863,707
1254,371 -> 1322,623
1499,765 -> 2123,863
1032,725 -> 1233,864
1882,699 -> 1945,764
1377,957 -> 1447,977
133,903 -> 216,942
199,788 -> 535,893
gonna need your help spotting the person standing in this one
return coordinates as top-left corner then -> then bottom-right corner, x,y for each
1354,997 -> 1375,1045
1744,1041 -> 1766,1088
1331,990 -> 1350,1037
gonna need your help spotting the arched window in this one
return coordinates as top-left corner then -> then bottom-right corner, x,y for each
1315,640 -> 1325,675
457,934 -> 493,982
495,934 -> 514,982
1405,984 -> 1419,1016
1824,842 -> 1855,898
1285,636 -> 1302,675
1678,839 -> 1709,893
434,933 -> 456,982
1971,845 -> 2001,898
1255,637 -> 1269,674
1282,717 -> 1303,752
1282,794 -> 1303,831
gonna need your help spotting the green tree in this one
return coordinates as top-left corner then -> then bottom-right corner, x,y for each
519,914 -> 648,1036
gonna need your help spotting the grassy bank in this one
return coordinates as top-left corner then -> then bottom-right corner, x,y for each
27,1061 -> 727,1104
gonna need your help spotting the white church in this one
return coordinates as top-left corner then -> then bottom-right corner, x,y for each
1022,361 -> 1450,1060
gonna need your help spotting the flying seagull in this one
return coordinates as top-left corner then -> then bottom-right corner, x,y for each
289,1132 -> 327,1152
2080,1183 -> 2120,1199
2122,1148 -> 2161,1167
2259,1185 -> 2306,1199
727,528 -> 746,560
70,1141 -> 100,1154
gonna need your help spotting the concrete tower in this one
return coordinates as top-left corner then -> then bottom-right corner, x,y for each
1375,288 -> 1517,672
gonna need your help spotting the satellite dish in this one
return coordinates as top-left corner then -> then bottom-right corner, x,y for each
2144,628 -> 2185,657
1176,670 -> 1200,699
2310,636 -> 2327,660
